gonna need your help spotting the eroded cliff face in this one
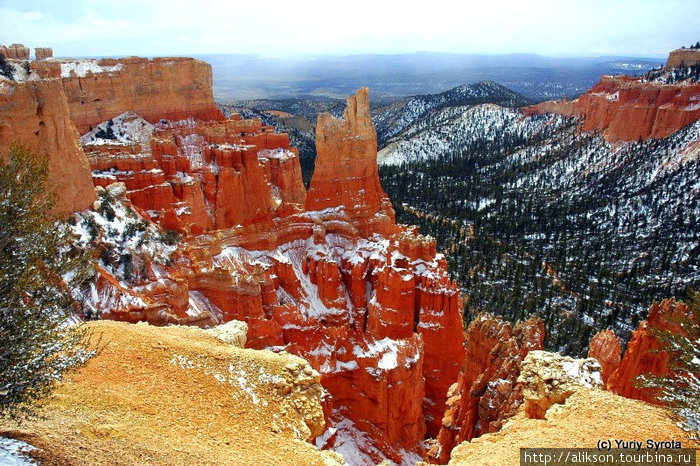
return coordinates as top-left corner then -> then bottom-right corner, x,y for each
427,313 -> 544,464
0,79 -> 96,215
606,299 -> 689,402
61,57 -> 225,133
666,48 -> 700,68
0,56 -> 225,217
306,87 -> 397,238
88,113 -> 305,234
523,74 -> 700,142
74,88 -> 466,463
587,329 -> 621,385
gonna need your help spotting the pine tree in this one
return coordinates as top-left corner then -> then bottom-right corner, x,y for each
0,145 -> 94,419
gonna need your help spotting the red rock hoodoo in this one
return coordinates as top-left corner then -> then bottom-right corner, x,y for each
606,299 -> 689,403
306,87 -> 397,238
35,47 -> 53,60
587,329 -> 622,385
428,313 -> 544,464
77,85 -> 466,463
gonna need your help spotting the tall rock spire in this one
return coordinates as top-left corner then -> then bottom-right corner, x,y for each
306,87 -> 396,237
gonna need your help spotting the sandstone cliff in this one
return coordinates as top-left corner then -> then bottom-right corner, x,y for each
71,88 -> 466,463
606,299 -> 689,402
587,328 -> 621,385
429,314 -> 544,464
666,48 -> 700,68
0,79 -> 96,215
522,75 -> 700,141
60,57 -> 225,133
0,43 -> 30,60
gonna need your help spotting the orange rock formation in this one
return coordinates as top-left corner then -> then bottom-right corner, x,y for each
0,43 -> 30,59
666,48 -> 700,68
587,328 -> 621,384
606,299 -> 689,402
428,313 -> 544,464
61,57 -> 225,133
523,75 -> 700,141
306,87 -> 397,238
0,79 -> 96,215
35,47 -> 53,60
79,87 -> 466,462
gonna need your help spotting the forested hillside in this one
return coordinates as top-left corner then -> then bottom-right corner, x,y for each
379,105 -> 700,355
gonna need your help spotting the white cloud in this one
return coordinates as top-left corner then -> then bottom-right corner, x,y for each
0,0 -> 698,57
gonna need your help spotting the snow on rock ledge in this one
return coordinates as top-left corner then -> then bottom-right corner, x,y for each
518,350 -> 603,419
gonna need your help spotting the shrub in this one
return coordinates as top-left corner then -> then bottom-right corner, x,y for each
0,145 -> 94,419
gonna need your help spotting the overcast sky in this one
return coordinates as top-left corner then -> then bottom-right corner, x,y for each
1,0 -> 698,58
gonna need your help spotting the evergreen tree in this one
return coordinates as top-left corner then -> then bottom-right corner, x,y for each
0,145 -> 94,419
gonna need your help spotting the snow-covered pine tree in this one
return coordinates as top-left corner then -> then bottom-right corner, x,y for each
0,145 -> 94,419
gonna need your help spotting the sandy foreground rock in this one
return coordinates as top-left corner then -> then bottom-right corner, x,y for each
447,389 -> 699,466
0,320 -> 343,466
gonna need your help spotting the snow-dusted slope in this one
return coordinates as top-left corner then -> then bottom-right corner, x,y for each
379,102 -> 700,354
81,111 -> 154,148
378,104 -> 560,165
373,81 -> 531,147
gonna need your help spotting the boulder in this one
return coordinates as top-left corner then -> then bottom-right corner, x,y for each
203,320 -> 248,348
518,350 -> 603,419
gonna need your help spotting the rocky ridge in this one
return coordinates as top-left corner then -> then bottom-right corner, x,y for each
523,49 -> 700,141
0,54 -> 223,216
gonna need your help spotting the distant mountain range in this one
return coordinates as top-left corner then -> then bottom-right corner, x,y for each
202,52 -> 664,102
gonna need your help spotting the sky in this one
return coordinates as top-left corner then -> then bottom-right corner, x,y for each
1,0 -> 698,58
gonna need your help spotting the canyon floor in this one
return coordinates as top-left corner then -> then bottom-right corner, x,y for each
0,321 -> 340,466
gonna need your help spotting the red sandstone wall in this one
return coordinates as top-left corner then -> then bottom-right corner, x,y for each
61,57 -> 225,134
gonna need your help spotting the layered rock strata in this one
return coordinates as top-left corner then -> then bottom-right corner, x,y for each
666,48 -> 700,68
523,75 -> 700,141
0,79 -> 96,214
0,43 -> 30,59
35,47 -> 53,60
1,55 -> 226,217
75,88 -> 466,463
60,57 -> 225,133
